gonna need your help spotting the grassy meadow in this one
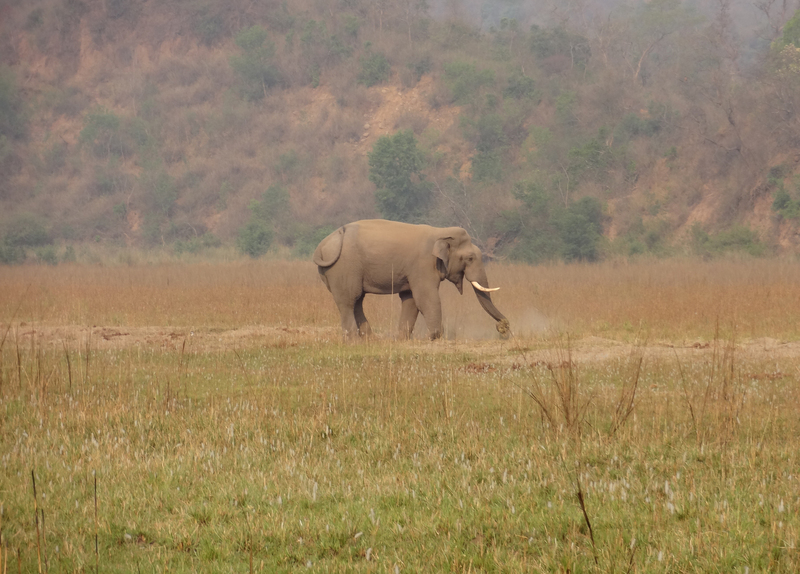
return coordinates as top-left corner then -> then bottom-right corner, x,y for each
1,259 -> 800,572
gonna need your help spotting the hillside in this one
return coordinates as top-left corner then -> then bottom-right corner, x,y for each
2,0 -> 800,263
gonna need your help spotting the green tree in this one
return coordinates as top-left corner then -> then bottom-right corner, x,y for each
4,213 -> 51,248
1,213 -> 51,264
500,180 -> 562,263
780,9 -> 800,48
79,108 -> 128,159
500,183 -> 604,263
368,130 -> 431,222
358,51 -> 391,86
617,0 -> 701,85
237,184 -> 292,257
557,197 -> 604,262
0,66 -> 27,142
503,72 -> 536,100
230,26 -> 282,100
237,221 -> 273,258
463,113 -> 508,182
300,20 -> 353,86
528,25 -> 590,68
442,61 -> 495,105
250,184 -> 290,222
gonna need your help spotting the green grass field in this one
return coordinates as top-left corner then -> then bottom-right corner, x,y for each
1,260 -> 799,572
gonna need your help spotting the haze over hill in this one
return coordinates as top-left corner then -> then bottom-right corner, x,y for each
2,0 -> 800,263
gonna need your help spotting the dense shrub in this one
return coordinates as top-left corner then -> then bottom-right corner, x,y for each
237,220 -> 273,258
300,20 -> 353,86
4,213 -> 51,248
141,169 -> 178,216
462,113 -> 509,182
442,61 -> 495,105
407,56 -> 432,82
691,224 -> 767,258
471,150 -> 504,182
251,184 -> 291,222
772,187 -> 800,220
0,66 -> 28,142
557,197 -> 604,262
0,243 -> 24,264
528,25 -> 591,68
230,26 -> 282,100
0,214 -> 51,264
616,113 -> 661,138
358,51 -> 391,87
500,182 -> 604,262
503,73 -> 536,100
175,233 -> 222,255
79,109 -> 132,159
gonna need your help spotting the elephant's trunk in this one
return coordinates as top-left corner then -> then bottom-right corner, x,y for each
468,269 -> 511,338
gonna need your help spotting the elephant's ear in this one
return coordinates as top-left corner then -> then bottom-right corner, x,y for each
433,238 -> 451,280
313,226 -> 345,267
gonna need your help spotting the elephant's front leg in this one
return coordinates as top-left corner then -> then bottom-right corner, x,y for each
412,285 -> 443,340
398,291 -> 419,339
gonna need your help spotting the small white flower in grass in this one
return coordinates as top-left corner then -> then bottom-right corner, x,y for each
366,548 -> 372,561
354,532 -> 363,539
658,551 -> 663,562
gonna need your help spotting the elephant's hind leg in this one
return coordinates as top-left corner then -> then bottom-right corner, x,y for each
398,291 -> 418,339
354,294 -> 372,337
334,298 -> 360,340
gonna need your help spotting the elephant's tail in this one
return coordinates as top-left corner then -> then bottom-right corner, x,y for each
312,226 -> 345,267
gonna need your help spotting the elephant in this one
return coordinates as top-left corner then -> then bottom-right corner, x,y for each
313,219 -> 510,340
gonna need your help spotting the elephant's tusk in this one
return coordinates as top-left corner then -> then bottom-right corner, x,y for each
471,281 -> 500,293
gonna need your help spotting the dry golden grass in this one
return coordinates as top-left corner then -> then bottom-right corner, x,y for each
4,258 -> 800,342
0,261 -> 329,329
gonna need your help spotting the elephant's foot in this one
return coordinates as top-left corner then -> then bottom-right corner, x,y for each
428,328 -> 443,340
496,319 -> 511,339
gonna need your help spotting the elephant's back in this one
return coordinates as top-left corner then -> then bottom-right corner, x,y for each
354,219 -> 430,244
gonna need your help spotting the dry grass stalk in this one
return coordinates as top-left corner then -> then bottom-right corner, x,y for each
93,471 -> 98,574
31,471 -> 41,574
610,344 -> 645,436
516,335 -> 591,436
675,322 -> 747,446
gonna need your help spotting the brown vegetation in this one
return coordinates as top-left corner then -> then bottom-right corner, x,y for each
2,0 -> 800,262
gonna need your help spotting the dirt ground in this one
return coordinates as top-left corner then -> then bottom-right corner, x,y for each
6,324 -> 799,371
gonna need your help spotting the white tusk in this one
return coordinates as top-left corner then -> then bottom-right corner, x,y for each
471,281 -> 500,292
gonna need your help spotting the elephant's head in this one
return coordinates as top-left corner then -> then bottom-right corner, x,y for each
433,229 -> 511,338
